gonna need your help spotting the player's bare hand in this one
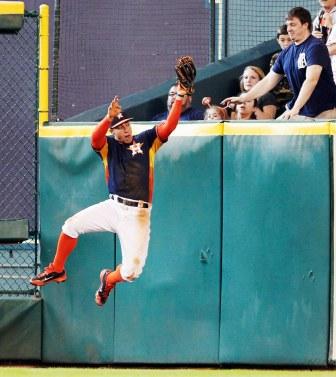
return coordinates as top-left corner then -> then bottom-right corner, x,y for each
107,96 -> 121,121
202,96 -> 212,107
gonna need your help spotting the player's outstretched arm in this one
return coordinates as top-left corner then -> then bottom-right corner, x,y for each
91,96 -> 121,150
157,56 -> 197,140
157,86 -> 186,140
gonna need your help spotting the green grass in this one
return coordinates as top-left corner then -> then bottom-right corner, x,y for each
1,368 -> 336,377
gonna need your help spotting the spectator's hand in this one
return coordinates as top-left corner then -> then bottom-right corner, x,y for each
220,96 -> 245,107
323,13 -> 333,29
312,29 -> 323,39
202,96 -> 212,107
278,108 -> 299,120
107,96 -> 121,121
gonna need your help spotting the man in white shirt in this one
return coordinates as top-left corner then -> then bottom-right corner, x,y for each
312,0 -> 336,83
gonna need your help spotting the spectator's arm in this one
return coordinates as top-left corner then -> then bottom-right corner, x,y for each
243,71 -> 282,101
221,71 -> 282,106
285,65 -> 322,118
312,30 -> 323,39
327,43 -> 336,56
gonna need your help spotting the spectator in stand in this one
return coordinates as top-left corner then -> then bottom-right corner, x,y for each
202,95 -> 256,120
152,83 -> 204,121
231,99 -> 258,120
312,0 -> 336,83
222,7 -> 336,120
202,97 -> 229,120
270,24 -> 294,115
236,66 -> 277,119
204,106 -> 228,120
219,66 -> 278,119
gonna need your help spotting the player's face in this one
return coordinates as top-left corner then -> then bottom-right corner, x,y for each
112,122 -> 133,144
242,68 -> 260,91
277,34 -> 292,49
167,85 -> 190,112
286,17 -> 309,44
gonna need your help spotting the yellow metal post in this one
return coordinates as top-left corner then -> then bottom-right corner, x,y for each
39,4 -> 49,127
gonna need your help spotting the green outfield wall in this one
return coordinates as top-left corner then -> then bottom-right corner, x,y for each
2,120 -> 332,365
0,297 -> 42,360
220,124 -> 331,365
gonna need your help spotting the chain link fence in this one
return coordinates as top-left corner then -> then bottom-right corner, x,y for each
0,13 -> 39,296
219,0 -> 320,57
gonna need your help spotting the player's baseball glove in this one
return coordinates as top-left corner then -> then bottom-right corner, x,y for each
175,56 -> 196,95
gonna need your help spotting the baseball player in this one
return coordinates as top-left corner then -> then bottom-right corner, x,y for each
30,83 -> 188,306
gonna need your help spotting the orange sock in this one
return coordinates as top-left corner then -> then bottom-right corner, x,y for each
106,265 -> 124,286
52,232 -> 78,272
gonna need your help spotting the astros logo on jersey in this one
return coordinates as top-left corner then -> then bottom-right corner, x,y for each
128,142 -> 144,156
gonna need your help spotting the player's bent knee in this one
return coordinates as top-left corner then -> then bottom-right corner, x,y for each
122,271 -> 139,282
120,265 -> 143,282
62,217 -> 80,238
124,273 -> 137,282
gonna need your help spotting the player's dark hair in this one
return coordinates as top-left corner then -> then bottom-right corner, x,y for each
276,24 -> 288,38
286,7 -> 312,32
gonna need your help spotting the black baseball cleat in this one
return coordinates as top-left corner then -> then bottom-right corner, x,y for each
30,263 -> 67,286
95,269 -> 115,306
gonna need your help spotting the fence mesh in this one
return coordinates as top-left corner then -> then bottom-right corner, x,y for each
223,0 -> 320,57
22,0 -> 324,120
54,0 -> 211,119
42,0 -> 322,120
0,14 -> 39,295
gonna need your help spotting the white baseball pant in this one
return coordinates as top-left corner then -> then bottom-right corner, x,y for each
61,197 -> 152,281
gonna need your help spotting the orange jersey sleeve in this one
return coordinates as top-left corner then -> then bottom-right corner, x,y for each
156,97 -> 183,140
91,117 -> 111,150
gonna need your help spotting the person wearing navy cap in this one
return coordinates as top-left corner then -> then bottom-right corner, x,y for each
30,85 -> 187,306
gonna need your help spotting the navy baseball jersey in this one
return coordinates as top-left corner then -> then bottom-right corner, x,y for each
96,127 -> 164,202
